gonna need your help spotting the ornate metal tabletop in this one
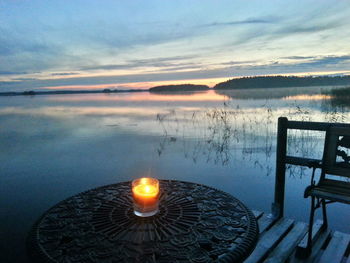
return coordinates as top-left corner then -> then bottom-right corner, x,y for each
28,180 -> 259,263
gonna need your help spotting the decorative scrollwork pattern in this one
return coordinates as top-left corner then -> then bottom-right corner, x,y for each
337,135 -> 350,165
28,180 -> 259,263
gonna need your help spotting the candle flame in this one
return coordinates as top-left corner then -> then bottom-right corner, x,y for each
140,178 -> 149,184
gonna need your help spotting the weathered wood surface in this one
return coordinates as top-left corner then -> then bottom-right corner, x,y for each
264,222 -> 307,263
318,231 -> 350,263
273,117 -> 288,219
290,228 -> 331,263
296,219 -> 325,255
286,120 -> 350,131
257,213 -> 275,234
285,156 -> 321,167
252,210 -> 264,219
245,211 -> 350,263
245,218 -> 294,263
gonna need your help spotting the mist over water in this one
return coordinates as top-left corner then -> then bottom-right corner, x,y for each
1,86 -> 350,262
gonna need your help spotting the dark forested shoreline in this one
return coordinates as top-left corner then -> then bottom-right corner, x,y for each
213,75 -> 350,90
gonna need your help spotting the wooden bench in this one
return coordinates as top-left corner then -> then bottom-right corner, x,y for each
272,117 -> 350,258
300,126 -> 350,257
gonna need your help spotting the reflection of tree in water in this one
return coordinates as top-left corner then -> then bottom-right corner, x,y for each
156,99 -> 350,177
320,86 -> 350,123
322,102 -> 347,123
326,87 -> 350,108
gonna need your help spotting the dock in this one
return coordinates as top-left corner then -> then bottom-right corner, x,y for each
253,118 -> 350,263
246,210 -> 350,263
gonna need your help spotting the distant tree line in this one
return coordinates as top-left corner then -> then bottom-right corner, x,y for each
2,75 -> 350,96
214,75 -> 350,89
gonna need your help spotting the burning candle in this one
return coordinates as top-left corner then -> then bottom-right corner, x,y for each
132,177 -> 159,217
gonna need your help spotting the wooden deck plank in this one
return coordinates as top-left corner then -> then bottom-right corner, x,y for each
289,228 -> 331,263
247,211 -> 349,263
253,210 -> 264,219
318,231 -> 350,263
263,222 -> 307,263
296,219 -> 325,257
244,218 -> 294,263
258,213 -> 276,234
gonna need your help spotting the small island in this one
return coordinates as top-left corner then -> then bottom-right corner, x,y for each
149,84 -> 209,92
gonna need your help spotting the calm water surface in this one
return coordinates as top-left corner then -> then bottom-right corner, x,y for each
1,87 -> 349,261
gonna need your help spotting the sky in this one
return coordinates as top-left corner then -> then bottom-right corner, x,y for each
1,0 -> 350,91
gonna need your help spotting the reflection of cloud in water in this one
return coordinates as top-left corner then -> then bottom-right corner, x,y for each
0,106 -> 166,117
1,89 -> 350,169
0,106 -> 172,137
215,85 -> 341,100
283,94 -> 332,101
45,90 -> 227,102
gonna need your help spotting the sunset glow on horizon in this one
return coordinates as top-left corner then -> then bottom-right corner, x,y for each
40,77 -> 232,91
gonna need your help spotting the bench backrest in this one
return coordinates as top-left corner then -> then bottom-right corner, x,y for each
322,126 -> 350,178
273,117 -> 350,219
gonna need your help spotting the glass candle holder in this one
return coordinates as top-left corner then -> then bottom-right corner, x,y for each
132,177 -> 159,217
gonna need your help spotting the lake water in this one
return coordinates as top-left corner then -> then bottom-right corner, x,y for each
1,86 -> 350,262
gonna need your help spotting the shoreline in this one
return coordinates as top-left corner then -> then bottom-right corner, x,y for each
1,84 -> 349,97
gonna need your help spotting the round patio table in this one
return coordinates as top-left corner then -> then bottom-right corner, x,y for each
28,180 -> 259,263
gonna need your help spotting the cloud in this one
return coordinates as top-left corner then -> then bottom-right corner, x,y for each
275,55 -> 350,69
157,64 -> 201,72
218,10 -> 345,48
199,16 -> 280,28
220,60 -> 259,66
0,81 -> 17,86
51,72 -> 80,76
309,55 -> 350,65
1,53 -> 349,92
1,56 -> 349,92
0,26 -> 56,56
282,56 -> 316,60
12,78 -> 38,81
78,22 -> 196,54
277,21 -> 341,35
0,26 -> 68,74
0,71 -> 28,75
127,55 -> 194,64
1,1 -> 349,90
80,55 -> 197,71
81,64 -> 138,71
233,54 -> 350,72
